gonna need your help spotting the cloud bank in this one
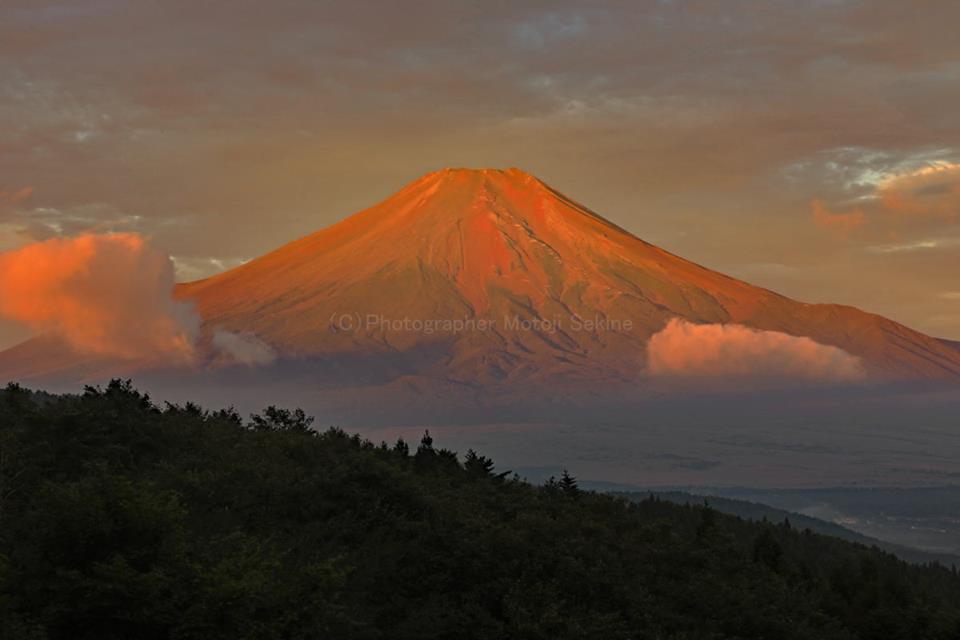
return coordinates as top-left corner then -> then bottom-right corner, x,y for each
0,233 -> 275,367
646,318 -> 865,382
0,233 -> 198,362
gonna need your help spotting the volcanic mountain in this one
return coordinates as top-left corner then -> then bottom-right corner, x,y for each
2,167 -> 959,399
171,167 -> 960,390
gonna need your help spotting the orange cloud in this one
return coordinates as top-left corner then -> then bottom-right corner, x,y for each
0,186 -> 34,207
877,161 -> 960,220
646,318 -> 865,382
811,199 -> 866,237
0,233 -> 198,362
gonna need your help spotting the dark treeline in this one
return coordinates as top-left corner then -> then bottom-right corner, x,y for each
2,380 -> 960,639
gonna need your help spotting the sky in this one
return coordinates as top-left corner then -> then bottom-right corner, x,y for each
1,0 -> 959,350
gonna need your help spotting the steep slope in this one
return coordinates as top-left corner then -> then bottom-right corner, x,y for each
175,167 -> 960,385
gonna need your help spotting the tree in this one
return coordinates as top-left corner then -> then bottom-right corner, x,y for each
0,430 -> 25,519
753,529 -> 783,572
463,449 -> 495,478
559,469 -> 580,497
696,505 -> 717,541
417,430 -> 434,454
249,406 -> 314,432
413,431 -> 438,472
6,382 -> 960,640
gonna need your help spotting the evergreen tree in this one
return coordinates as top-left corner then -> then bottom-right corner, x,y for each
696,505 -> 717,541
417,430 -> 434,453
753,528 -> 783,572
249,406 -> 314,432
463,449 -> 495,477
559,469 -> 580,497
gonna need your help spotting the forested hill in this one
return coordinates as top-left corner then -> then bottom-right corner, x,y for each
3,381 -> 960,640
620,491 -> 960,567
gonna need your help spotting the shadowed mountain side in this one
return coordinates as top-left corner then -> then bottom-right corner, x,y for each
0,335 -> 143,383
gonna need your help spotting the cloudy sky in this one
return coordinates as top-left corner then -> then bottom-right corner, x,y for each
1,0 -> 959,349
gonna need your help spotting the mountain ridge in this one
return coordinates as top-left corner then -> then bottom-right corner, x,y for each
174,167 -> 960,385
2,167 -> 960,390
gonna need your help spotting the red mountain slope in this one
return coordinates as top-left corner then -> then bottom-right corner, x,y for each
174,168 -> 960,385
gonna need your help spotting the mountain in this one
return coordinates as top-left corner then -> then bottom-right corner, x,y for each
3,167 -> 960,397
174,167 -> 960,387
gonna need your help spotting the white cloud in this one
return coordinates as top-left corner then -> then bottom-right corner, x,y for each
646,318 -> 866,382
212,330 -> 277,366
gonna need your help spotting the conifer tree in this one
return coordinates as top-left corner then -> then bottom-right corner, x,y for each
559,469 -> 580,497
464,449 -> 495,477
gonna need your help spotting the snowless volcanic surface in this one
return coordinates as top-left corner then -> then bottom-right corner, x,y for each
172,167 -> 960,391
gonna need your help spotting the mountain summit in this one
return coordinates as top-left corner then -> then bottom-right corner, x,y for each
174,168 -> 960,387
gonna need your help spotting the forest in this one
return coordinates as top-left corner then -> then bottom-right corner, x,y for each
2,380 -> 960,639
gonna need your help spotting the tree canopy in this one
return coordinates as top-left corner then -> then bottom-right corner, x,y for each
2,380 -> 960,639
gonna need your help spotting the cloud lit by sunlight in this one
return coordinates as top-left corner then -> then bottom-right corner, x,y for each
811,199 -> 866,237
0,186 -> 34,206
0,233 -> 274,367
877,161 -> 960,220
646,318 -> 866,382
0,233 -> 198,362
